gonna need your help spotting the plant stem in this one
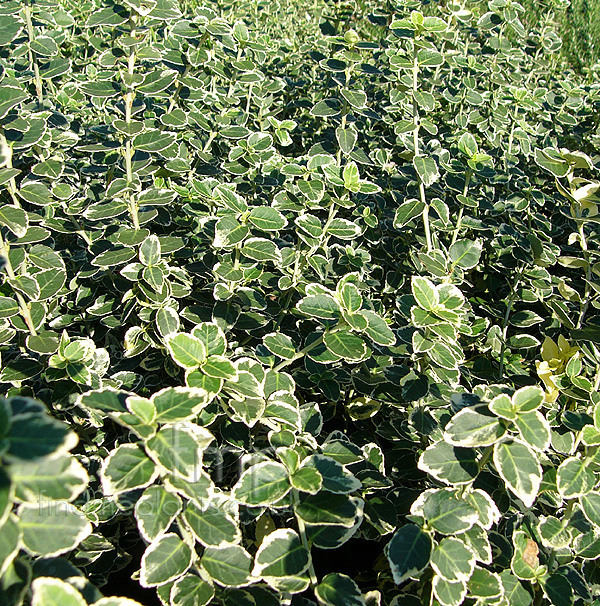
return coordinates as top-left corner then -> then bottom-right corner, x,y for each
124,13 -> 139,229
412,40 -> 432,252
0,134 -> 20,206
291,488 -> 319,592
499,265 -> 524,380
24,3 -> 43,105
576,220 -> 591,329
477,444 -> 494,471
203,131 -> 217,153
0,236 -> 37,336
273,333 -> 326,372
451,169 -> 471,245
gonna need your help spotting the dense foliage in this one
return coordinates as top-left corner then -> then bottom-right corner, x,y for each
518,0 -> 600,73
0,0 -> 600,605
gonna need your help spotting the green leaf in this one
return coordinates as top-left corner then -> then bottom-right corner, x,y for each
191,322 -> 227,356
512,385 -> 545,412
253,528 -> 310,579
429,341 -> 460,370
0,467 -> 12,529
340,88 -> 367,109
493,441 -> 542,507
0,86 -> 28,120
297,295 -> 341,320
448,239 -> 482,270
7,412 -> 78,461
418,441 -> 478,485
468,567 -> 503,601
298,179 -> 325,202
146,425 -> 213,481
201,545 -> 252,588
514,411 -> 551,451
540,573 -> 573,606
79,80 -> 122,98
302,455 -> 361,494
19,502 -> 92,557
248,207 -> 287,231
0,15 -> 22,46
315,573 -> 366,606
343,162 -> 360,191
242,237 -> 281,263
0,515 -> 20,579
385,524 -> 433,585
202,355 -> 237,380
11,454 -> 88,502
183,502 -> 241,548
500,571 -> 533,606
413,155 -> 439,186
432,575 -> 467,606
580,492 -> 600,528
138,69 -> 178,94
323,330 -> 367,361
232,461 -> 291,505
166,333 -> 207,369
290,467 -> 323,494
412,276 -> 439,311
30,36 -> 59,57
140,533 -> 193,587
458,132 -> 478,157
336,127 -> 357,155
488,393 -> 516,420
422,16 -> 447,31
0,296 -> 18,319
339,283 -> 362,314
101,444 -> 157,495
94,599 -> 146,606
86,4 -> 129,26
31,578 -> 86,606
295,493 -> 362,527
534,148 -> 570,178
133,130 -> 177,153
78,389 -> 129,413
444,406 -> 506,447
556,457 -> 596,498
139,235 -> 161,266
358,310 -> 396,346
170,575 -> 214,606
35,268 -> 66,301
422,490 -> 478,535
326,218 -> 361,240
151,386 -> 208,423
538,516 -> 572,549
393,198 -> 425,229
135,485 -> 182,541
0,205 -> 28,237
431,537 -> 475,582
91,247 -> 136,268
263,332 -> 296,360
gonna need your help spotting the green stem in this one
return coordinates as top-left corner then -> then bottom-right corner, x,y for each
451,169 -> 471,245
576,220 -> 591,329
24,4 -> 43,105
124,14 -> 139,229
167,64 -> 191,113
292,489 -> 319,592
203,131 -> 217,153
0,237 -> 37,336
412,40 -> 432,252
274,333 -> 326,372
0,134 -> 20,206
477,444 -> 494,471
499,265 -> 524,380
